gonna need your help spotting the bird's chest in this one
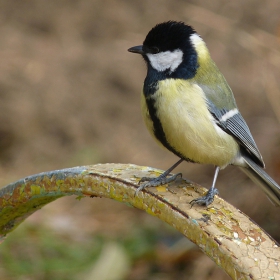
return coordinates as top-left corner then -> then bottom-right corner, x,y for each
141,79 -> 238,165
142,79 -> 213,140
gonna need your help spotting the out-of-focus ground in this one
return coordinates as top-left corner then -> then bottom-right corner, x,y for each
0,1 -> 280,279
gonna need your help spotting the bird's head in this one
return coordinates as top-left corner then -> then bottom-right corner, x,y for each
128,21 -> 207,78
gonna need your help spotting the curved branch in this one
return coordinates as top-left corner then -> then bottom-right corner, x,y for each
0,163 -> 279,279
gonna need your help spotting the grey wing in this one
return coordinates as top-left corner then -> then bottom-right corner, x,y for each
207,100 -> 265,168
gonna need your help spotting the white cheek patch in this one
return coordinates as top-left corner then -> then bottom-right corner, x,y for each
146,49 -> 183,73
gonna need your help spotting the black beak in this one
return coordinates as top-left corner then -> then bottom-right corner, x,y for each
128,45 -> 144,54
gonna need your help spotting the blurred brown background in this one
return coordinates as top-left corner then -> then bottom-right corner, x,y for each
0,0 -> 280,279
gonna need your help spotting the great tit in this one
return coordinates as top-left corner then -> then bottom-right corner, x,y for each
128,21 -> 280,207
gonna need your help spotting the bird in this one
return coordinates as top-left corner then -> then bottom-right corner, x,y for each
128,21 -> 280,207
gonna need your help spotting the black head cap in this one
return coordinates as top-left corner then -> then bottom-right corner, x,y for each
143,21 -> 196,54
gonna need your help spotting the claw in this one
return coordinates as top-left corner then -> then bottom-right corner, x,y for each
135,158 -> 184,196
135,172 -> 182,196
190,188 -> 219,207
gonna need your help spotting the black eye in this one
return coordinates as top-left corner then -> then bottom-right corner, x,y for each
150,46 -> 159,54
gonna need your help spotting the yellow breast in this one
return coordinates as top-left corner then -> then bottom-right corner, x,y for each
141,79 -> 239,168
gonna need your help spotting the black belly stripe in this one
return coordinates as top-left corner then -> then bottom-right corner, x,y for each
143,83 -> 194,163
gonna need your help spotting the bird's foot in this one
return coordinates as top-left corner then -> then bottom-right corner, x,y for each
190,188 -> 219,207
135,172 -> 182,196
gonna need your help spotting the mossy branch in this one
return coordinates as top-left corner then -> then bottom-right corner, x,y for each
0,163 -> 279,279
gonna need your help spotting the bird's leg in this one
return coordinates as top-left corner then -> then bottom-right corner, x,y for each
190,166 -> 220,207
135,158 -> 184,196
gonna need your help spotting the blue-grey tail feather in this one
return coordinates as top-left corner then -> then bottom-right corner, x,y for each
239,156 -> 280,206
